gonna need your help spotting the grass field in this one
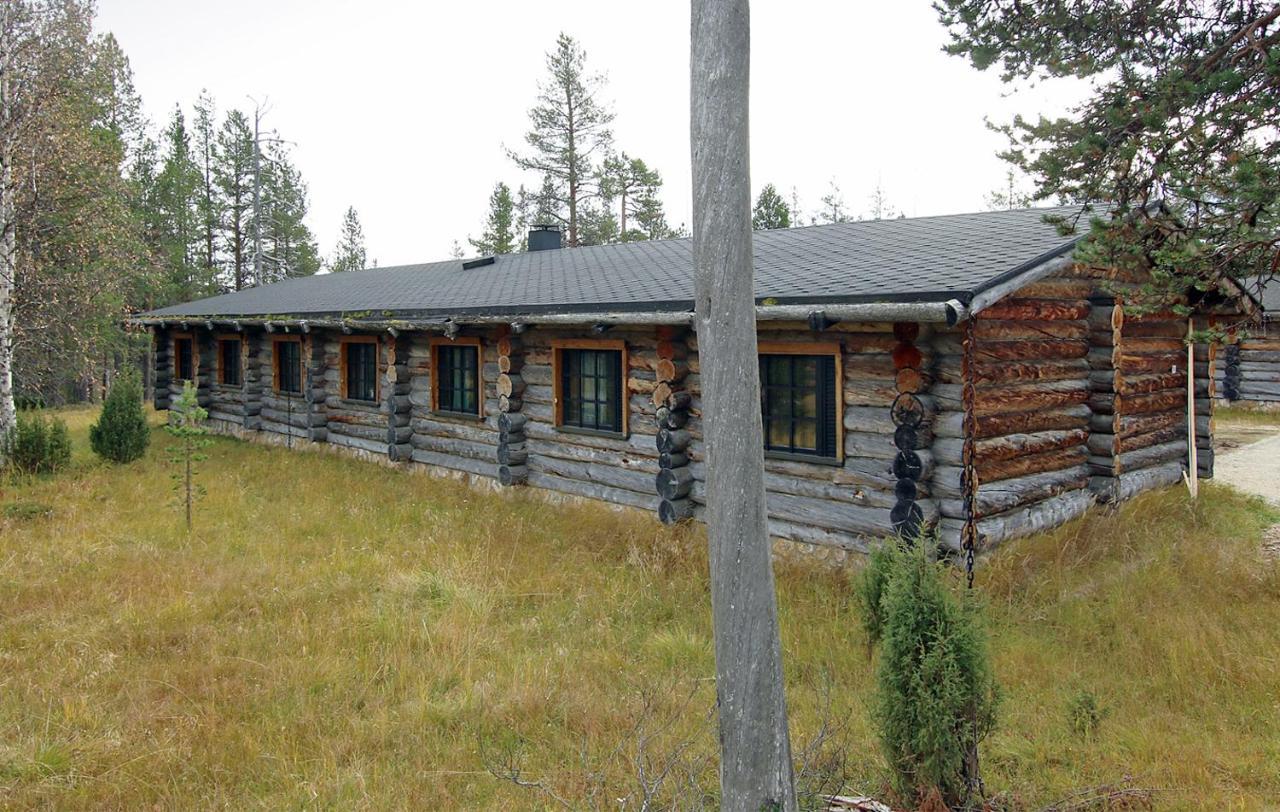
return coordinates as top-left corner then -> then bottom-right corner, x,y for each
1,407 -> 1279,809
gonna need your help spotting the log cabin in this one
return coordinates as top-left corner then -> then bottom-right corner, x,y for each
131,206 -> 1248,557
1215,277 -> 1280,407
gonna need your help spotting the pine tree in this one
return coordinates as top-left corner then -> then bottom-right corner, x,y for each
508,33 -> 614,247
214,109 -> 254,289
192,90 -> 219,282
752,183 -> 791,230
154,106 -> 207,300
90,365 -> 150,462
512,184 -> 533,252
328,206 -> 367,272
469,182 -> 517,255
936,0 -> 1280,293
789,187 -> 806,227
867,181 -> 897,220
983,169 -> 1033,211
165,380 -> 210,532
599,152 -> 676,242
814,179 -> 849,224
260,142 -> 320,280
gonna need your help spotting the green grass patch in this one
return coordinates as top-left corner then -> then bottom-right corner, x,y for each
0,406 -> 1277,808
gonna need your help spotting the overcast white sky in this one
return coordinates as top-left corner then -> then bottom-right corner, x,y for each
95,0 -> 1083,267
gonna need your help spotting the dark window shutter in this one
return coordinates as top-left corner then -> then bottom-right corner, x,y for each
819,354 -> 837,457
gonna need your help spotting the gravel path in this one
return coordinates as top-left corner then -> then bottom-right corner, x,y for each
1215,431 -> 1280,559
1214,433 -> 1280,506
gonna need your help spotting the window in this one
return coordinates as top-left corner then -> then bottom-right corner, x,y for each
274,337 -> 302,394
759,343 -> 842,461
218,337 -> 242,386
432,340 -> 480,416
343,338 -> 379,402
554,340 -> 627,435
173,336 -> 194,382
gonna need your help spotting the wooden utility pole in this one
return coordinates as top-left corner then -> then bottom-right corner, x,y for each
690,1 -> 797,809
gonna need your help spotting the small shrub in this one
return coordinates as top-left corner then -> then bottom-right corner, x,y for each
90,367 -> 151,463
1066,689 -> 1107,738
2,411 -> 72,475
3,501 -> 54,521
858,543 -> 999,807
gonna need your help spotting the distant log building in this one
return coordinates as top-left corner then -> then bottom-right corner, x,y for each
133,208 -> 1251,557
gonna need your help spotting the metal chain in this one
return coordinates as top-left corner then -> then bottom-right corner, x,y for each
960,316 -> 978,589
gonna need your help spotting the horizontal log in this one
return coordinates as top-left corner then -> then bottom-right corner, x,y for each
977,298 -> 1090,321
1113,439 -> 1187,474
260,406 -> 323,428
977,445 -> 1088,484
932,379 -> 1091,416
1114,372 -> 1186,396
1115,459 -> 1184,502
526,471 -> 656,511
932,428 -> 1087,466
327,432 -> 389,456
1119,319 -> 1188,339
531,454 -> 657,496
1237,349 -> 1280,364
764,491 -> 927,537
409,433 -> 494,460
933,357 -> 1089,386
932,404 -> 1092,439
940,464 -> 1089,519
1090,388 -> 1186,416
411,448 -> 497,479
976,488 -> 1095,548
1015,277 -> 1097,299
972,318 -> 1089,341
933,337 -> 1089,361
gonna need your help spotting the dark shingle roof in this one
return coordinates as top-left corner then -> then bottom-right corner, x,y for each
145,205 -> 1085,320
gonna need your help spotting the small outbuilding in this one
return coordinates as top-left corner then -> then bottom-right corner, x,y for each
132,207 -> 1246,557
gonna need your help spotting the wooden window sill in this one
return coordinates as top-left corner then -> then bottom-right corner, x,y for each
555,424 -> 628,441
764,449 -> 843,467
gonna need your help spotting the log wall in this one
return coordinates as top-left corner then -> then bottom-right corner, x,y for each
321,332 -> 389,456
1225,322 -> 1280,405
518,327 -> 662,511
407,331 -> 501,478
687,322 -> 938,551
934,277 -> 1096,551
206,334 -> 248,425
1087,301 -> 1192,501
257,332 -> 320,441
153,327 -> 171,410
150,284 -> 1221,559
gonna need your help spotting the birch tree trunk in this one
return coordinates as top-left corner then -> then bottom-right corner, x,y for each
0,4 -> 19,455
690,1 -> 797,808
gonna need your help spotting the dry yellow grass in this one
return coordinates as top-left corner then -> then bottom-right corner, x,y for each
1,406 -> 1278,809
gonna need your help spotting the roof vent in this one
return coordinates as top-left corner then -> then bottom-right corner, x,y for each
528,224 -> 561,252
461,256 -> 495,270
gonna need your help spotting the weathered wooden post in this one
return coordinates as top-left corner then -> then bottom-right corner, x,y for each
691,0 -> 797,808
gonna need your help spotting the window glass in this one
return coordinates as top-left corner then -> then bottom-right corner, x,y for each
174,338 -> 193,382
759,353 -> 838,458
219,339 -> 241,386
276,340 -> 302,394
559,348 -> 623,434
345,342 -> 378,402
436,344 -> 479,414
